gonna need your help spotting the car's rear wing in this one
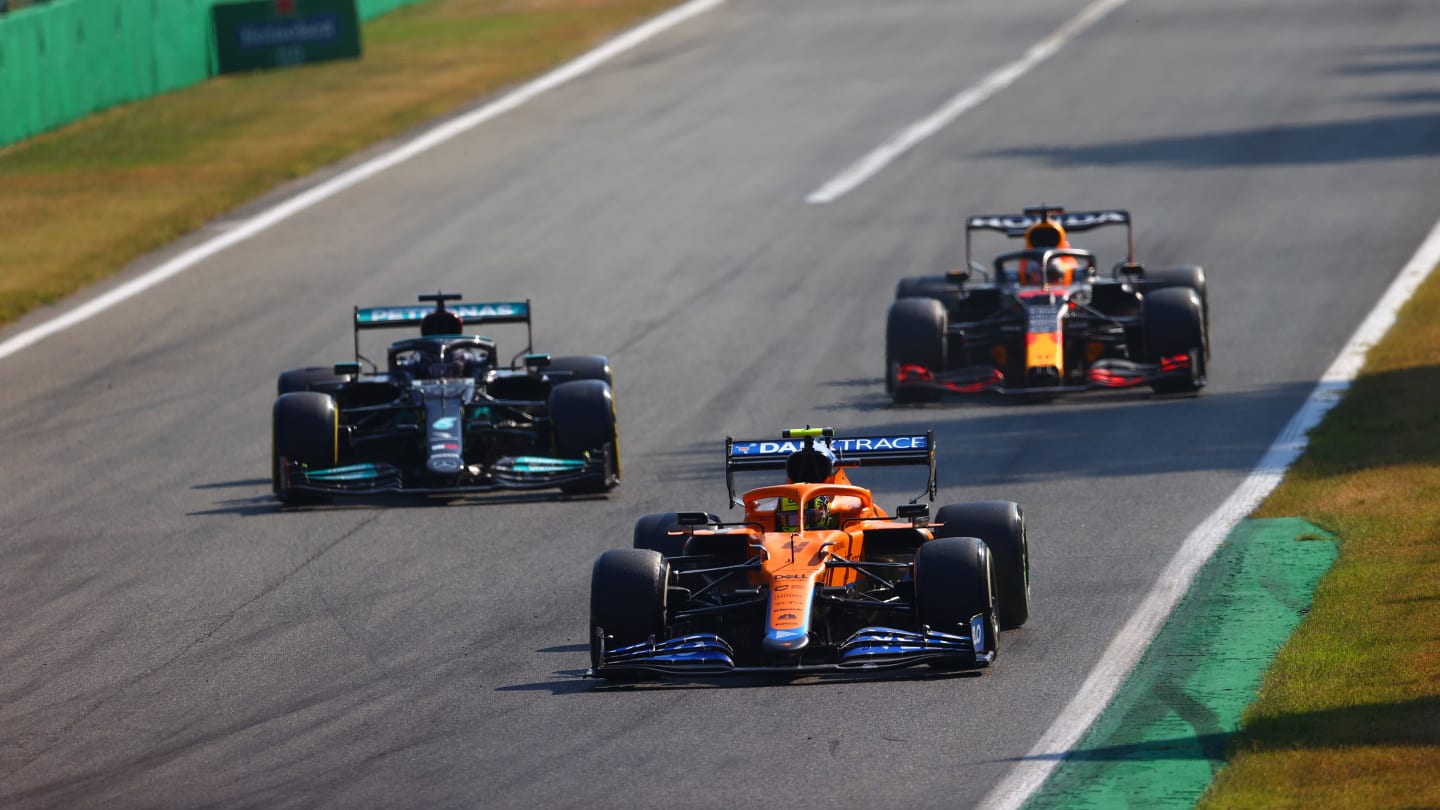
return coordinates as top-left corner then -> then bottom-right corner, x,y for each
725,427 -> 937,506
964,206 -> 1133,267
351,295 -> 533,362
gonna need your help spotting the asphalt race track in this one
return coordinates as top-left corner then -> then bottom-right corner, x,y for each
4,0 -> 1440,806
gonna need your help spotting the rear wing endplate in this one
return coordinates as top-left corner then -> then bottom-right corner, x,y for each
724,429 -> 936,506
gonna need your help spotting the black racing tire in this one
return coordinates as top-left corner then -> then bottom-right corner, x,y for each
895,275 -> 959,302
934,501 -> 1031,629
886,297 -> 947,402
277,366 -> 345,395
550,380 -> 619,495
1141,265 -> 1207,305
1140,265 -> 1209,359
590,549 -> 669,677
1142,287 -> 1207,395
272,392 -> 339,504
633,512 -> 688,558
548,355 -> 613,387
633,511 -> 720,558
914,537 -> 998,666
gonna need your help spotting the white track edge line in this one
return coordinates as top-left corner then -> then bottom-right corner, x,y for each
804,0 -> 1131,205
0,0 -> 726,363
979,214 -> 1440,810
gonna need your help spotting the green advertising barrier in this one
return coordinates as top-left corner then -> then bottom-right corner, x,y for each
0,0 -> 432,148
212,0 -> 361,75
357,0 -> 426,16
0,11 -> 40,142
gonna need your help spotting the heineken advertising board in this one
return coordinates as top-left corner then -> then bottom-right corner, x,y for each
213,0 -> 361,74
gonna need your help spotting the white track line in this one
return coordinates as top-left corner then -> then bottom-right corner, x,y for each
980,215 -> 1440,810
0,0 -> 726,363
805,0 -> 1131,205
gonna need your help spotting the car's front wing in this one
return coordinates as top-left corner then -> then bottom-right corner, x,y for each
588,620 -> 992,679
278,450 -> 612,496
893,354 -> 1195,396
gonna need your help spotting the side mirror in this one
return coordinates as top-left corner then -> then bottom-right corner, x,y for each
333,361 -> 361,376
895,503 -> 929,524
524,353 -> 552,373
676,511 -> 712,527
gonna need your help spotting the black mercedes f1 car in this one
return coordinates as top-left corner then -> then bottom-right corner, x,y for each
885,206 -> 1209,401
271,292 -> 618,503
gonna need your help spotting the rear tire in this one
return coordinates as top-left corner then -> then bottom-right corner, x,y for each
886,297 -> 947,402
1140,265 -> 1207,309
633,512 -> 689,558
548,355 -> 613,386
277,367 -> 345,395
590,549 -> 668,677
895,275 -> 959,303
914,537 -> 998,666
550,380 -> 619,494
934,501 -> 1031,629
1143,287 -> 1206,394
272,392 -> 339,505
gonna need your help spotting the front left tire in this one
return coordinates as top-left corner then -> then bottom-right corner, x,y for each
914,536 -> 998,666
1142,287 -> 1207,395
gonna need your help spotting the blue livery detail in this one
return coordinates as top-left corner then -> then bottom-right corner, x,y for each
730,434 -> 928,458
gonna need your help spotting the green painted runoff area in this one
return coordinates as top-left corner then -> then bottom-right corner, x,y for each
1024,518 -> 1337,810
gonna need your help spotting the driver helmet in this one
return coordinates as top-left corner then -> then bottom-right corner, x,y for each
1021,220 -> 1074,285
785,446 -> 835,484
776,495 -> 835,531
439,347 -> 485,378
1025,220 -> 1067,250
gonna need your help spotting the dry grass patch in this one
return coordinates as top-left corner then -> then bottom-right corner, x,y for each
0,0 -> 677,325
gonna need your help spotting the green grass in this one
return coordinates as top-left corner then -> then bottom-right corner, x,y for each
0,0 -> 678,324
1198,268 -> 1440,808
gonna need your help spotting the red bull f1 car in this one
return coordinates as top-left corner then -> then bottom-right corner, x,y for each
885,206 -> 1209,401
587,428 -> 1031,679
271,292 -> 618,503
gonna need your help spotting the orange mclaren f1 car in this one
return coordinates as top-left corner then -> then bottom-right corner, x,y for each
587,428 -> 1031,679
